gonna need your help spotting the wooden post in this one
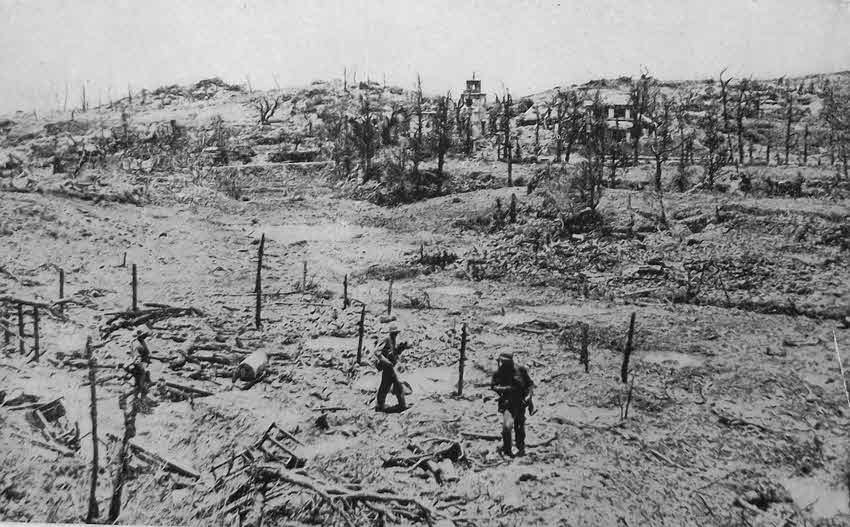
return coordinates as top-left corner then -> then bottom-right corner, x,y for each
621,312 -> 636,384
17,302 -> 24,354
302,260 -> 308,290
343,274 -> 349,309
131,264 -> 138,312
457,323 -> 468,396
509,193 -> 517,223
2,305 -> 8,346
85,336 -> 100,522
120,252 -> 126,268
420,243 -> 425,263
59,268 -> 65,316
581,323 -> 589,373
255,234 -> 265,329
356,304 -> 366,365
32,306 -> 40,362
387,280 -> 393,316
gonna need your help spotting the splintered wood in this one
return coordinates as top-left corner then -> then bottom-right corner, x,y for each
100,304 -> 204,339
251,464 -> 447,525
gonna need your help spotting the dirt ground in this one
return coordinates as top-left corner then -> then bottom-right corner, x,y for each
1,159 -> 850,527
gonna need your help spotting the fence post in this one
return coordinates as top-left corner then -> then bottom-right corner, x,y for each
32,306 -> 40,362
131,264 -> 138,312
457,323 -> 468,396
356,304 -> 366,365
17,303 -> 24,354
621,313 -> 636,384
255,234 -> 265,329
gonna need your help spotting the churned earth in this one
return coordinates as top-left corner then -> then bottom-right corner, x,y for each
1,161 -> 850,527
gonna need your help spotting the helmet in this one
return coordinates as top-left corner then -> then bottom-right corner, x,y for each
135,326 -> 151,339
385,324 -> 400,335
498,352 -> 514,362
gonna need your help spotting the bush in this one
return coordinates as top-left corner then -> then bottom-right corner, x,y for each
213,167 -> 242,199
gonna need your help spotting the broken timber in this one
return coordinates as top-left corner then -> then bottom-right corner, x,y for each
129,441 -> 200,479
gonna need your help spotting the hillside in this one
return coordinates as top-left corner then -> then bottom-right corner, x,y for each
1,71 -> 850,527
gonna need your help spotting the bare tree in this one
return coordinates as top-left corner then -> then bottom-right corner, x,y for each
803,123 -> 809,165
735,78 -> 751,165
583,90 -> 608,195
607,139 -> 628,187
502,92 -> 514,185
253,95 -> 283,125
648,95 -> 681,195
488,95 -> 502,141
629,72 -> 656,164
350,95 -> 381,182
719,68 -> 733,130
783,87 -> 795,165
701,104 -> 726,188
674,93 -> 695,190
380,102 -> 404,145
554,90 -> 584,163
80,82 -> 88,112
824,85 -> 850,178
431,92 -> 454,178
411,75 -> 425,172
319,103 -> 354,179
533,105 -> 542,155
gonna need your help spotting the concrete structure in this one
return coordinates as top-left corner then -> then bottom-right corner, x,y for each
460,74 -> 488,139
581,90 -> 654,141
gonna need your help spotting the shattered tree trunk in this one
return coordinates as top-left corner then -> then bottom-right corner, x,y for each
457,323 -> 467,396
108,392 -> 139,522
86,336 -> 100,523
356,304 -> 365,365
620,313 -> 636,384
17,303 -> 24,354
580,323 -> 589,373
131,264 -> 138,312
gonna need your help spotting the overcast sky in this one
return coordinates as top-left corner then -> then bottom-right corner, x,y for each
2,0 -> 850,114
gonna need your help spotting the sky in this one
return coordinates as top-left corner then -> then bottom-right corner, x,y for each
1,0 -> 850,114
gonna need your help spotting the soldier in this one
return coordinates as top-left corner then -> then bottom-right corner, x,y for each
491,352 -> 535,457
120,327 -> 154,412
374,324 -> 409,412
132,326 -> 152,364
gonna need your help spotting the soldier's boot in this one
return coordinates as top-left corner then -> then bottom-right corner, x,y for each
395,387 -> 407,410
375,394 -> 386,412
501,409 -> 514,456
515,418 -> 527,457
501,427 -> 513,457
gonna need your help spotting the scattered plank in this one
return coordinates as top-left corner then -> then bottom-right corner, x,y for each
129,441 -> 200,479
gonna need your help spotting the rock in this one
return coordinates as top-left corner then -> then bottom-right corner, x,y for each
315,414 -> 329,430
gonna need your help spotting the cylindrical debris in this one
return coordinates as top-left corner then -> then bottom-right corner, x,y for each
236,350 -> 269,382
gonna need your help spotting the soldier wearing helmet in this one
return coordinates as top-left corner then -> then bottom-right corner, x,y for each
374,323 -> 409,411
491,351 -> 535,457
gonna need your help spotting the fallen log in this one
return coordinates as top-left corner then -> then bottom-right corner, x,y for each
190,353 -> 236,366
162,380 -> 213,397
128,441 -> 200,479
236,350 -> 269,382
101,306 -> 204,339
252,463 -> 442,522
460,431 -> 558,447
10,430 -> 74,457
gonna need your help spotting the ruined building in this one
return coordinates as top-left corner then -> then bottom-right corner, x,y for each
460,74 -> 488,139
